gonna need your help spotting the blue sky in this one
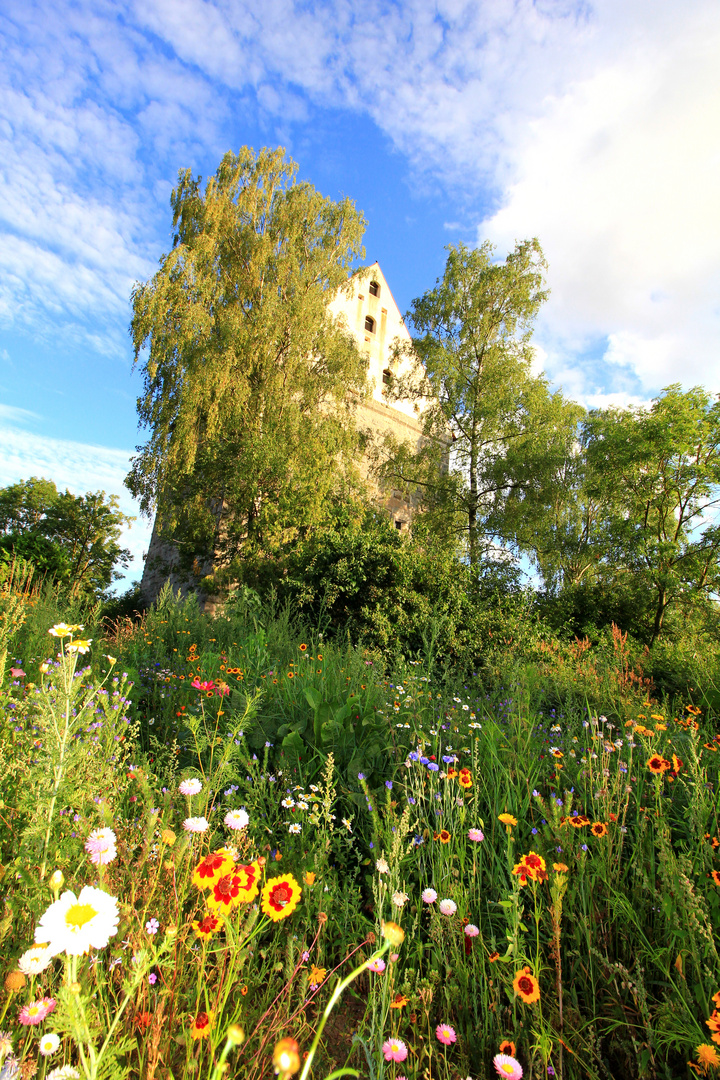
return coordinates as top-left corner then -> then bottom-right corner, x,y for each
1,0 -> 719,587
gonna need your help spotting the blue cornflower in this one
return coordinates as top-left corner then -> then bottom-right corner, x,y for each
428,763 -> 439,772
385,781 -> 393,789
358,772 -> 366,780
408,797 -> 416,805
420,757 -> 430,766
409,752 -> 419,761
442,755 -> 454,763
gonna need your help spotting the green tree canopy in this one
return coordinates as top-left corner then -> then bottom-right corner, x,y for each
585,385 -> 720,642
379,239 -> 578,566
127,147 -> 370,571
0,478 -> 132,597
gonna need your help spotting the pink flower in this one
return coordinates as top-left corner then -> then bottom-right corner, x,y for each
468,828 -> 484,842
382,1038 -> 408,1062
179,778 -> 202,796
464,923 -> 480,937
366,958 -> 386,973
183,817 -> 209,833
84,828 -> 117,866
436,1023 -> 456,1046
421,888 -> 437,904
439,899 -> 457,916
10,667 -> 25,678
493,1053 -> 523,1079
18,997 -> 56,1026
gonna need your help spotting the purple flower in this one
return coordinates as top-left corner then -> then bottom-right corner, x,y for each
427,763 -> 439,772
146,918 -> 160,935
149,973 -> 157,985
385,781 -> 393,789
358,773 -> 366,781
409,751 -> 419,761
420,757 -> 429,765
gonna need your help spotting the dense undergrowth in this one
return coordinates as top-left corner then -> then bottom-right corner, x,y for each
1,571 -> 720,1080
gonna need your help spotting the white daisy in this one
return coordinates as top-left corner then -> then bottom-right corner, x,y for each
224,808 -> 249,831
183,817 -> 209,833
288,823 -> 302,834
39,1032 -> 60,1056
35,887 -> 120,957
18,943 -> 53,975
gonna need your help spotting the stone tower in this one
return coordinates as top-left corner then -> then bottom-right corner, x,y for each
139,262 -> 427,607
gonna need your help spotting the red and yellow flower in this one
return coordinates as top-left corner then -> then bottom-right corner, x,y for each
207,862 -> 261,912
513,966 -> 541,1004
192,912 -> 223,940
190,1011 -> 213,1040
261,874 -> 302,922
192,851 -> 234,890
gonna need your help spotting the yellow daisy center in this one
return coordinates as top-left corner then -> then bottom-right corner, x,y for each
65,902 -> 98,930
500,1067 -> 515,1076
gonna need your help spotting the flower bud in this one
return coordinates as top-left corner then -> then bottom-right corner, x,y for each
49,870 -> 64,898
273,1038 -> 300,1077
226,1024 -> 245,1047
382,921 -> 405,947
4,970 -> 26,992
161,829 -> 176,847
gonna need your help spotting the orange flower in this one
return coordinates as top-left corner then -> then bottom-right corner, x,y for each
390,993 -> 408,1009
488,951 -> 500,962
499,1041 -> 517,1057
192,912 -> 223,940
135,1011 -> 152,1030
261,874 -> 302,922
512,862 -> 531,886
447,768 -> 458,779
192,851 -> 234,890
207,862 -> 261,911
711,870 -> 720,887
591,822 -> 608,838
672,753 -> 684,772
190,1011 -> 213,1040
499,814 -> 517,830
696,1044 -> 720,1070
648,754 -> 671,774
273,1038 -> 301,1077
458,772 -> 473,789
299,643 -> 308,651
712,990 -> 720,1009
513,966 -> 540,1004
553,862 -> 569,873
303,871 -> 316,886
438,829 -> 451,844
240,985 -> 248,996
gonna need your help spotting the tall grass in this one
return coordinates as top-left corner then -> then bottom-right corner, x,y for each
0,580 -> 719,1079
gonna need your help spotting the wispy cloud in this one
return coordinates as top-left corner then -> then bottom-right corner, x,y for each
2,0 -> 718,409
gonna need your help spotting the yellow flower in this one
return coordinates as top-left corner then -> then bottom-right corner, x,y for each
498,813 -> 517,832
190,1011 -> 213,1040
261,874 -> 302,922
303,871 -> 316,886
309,965 -> 327,986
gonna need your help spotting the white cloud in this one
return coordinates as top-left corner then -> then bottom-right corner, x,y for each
0,424 -> 152,589
474,3 -> 720,396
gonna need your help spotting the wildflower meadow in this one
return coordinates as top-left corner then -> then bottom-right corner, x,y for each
1,573 -> 720,1080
